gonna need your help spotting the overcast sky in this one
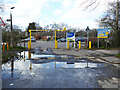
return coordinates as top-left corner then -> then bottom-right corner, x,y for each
1,0 -> 115,30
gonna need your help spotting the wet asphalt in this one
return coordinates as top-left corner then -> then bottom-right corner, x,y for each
2,47 -> 119,88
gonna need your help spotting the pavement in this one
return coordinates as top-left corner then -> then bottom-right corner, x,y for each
52,48 -> 120,66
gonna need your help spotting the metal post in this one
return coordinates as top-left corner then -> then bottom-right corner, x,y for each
79,41 -> 81,49
10,13 -> 13,47
66,32 -> 67,49
29,30 -> 31,49
67,41 -> 69,49
55,30 -> 57,49
87,31 -> 89,48
28,41 -> 30,50
98,38 -> 99,48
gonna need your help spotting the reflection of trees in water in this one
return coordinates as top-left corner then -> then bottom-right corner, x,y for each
2,52 -> 18,64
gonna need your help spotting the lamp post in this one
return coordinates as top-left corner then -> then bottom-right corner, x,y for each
10,7 -> 15,47
7,7 -> 15,47
86,26 -> 90,48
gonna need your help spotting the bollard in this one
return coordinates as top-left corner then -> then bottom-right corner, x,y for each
3,43 -> 5,52
79,41 -> 81,49
55,41 -> 58,49
7,42 -> 9,51
89,41 -> 91,49
67,41 -> 69,49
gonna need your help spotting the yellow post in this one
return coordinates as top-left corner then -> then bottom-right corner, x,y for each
89,41 -> 91,49
28,41 -> 30,49
55,41 -> 58,49
79,41 -> 81,49
29,30 -> 31,49
7,42 -> 9,51
3,43 -> 5,52
67,41 -> 69,49
55,30 -> 58,49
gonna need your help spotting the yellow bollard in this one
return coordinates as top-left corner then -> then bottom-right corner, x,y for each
7,42 -> 9,51
55,41 -> 58,49
67,41 -> 69,49
89,41 -> 91,49
79,41 -> 81,49
3,43 -> 5,52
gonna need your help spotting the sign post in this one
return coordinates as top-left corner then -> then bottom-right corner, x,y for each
97,28 -> 109,48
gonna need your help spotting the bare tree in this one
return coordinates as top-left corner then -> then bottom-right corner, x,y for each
79,0 -> 117,11
0,0 -> 4,12
97,1 -> 120,47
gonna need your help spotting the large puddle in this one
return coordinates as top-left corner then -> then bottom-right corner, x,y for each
2,59 -> 110,70
2,51 -> 111,70
2,50 -> 112,79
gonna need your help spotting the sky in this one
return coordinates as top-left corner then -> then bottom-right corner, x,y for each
1,0 -> 115,31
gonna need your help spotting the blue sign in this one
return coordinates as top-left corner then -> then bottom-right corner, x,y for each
67,32 -> 75,41
97,29 -> 109,38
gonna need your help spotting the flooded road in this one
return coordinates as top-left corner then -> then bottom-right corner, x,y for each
2,48 -> 119,88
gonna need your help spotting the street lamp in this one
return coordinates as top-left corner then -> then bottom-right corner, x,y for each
86,26 -> 90,48
7,7 -> 15,47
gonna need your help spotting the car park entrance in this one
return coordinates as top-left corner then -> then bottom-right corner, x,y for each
28,28 -> 66,50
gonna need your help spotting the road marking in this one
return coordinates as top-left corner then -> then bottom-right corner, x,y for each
61,57 -> 68,59
48,57 -> 55,59
74,57 -> 81,59
88,57 -> 95,59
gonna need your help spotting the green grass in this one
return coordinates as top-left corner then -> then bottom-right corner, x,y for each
3,46 -> 27,51
116,53 -> 120,58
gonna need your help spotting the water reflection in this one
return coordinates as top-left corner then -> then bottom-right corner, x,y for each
85,60 -> 90,68
28,51 -> 32,70
18,51 -> 55,59
2,59 -> 111,78
11,60 -> 14,77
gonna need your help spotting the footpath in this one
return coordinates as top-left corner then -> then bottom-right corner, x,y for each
52,48 -> 120,67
